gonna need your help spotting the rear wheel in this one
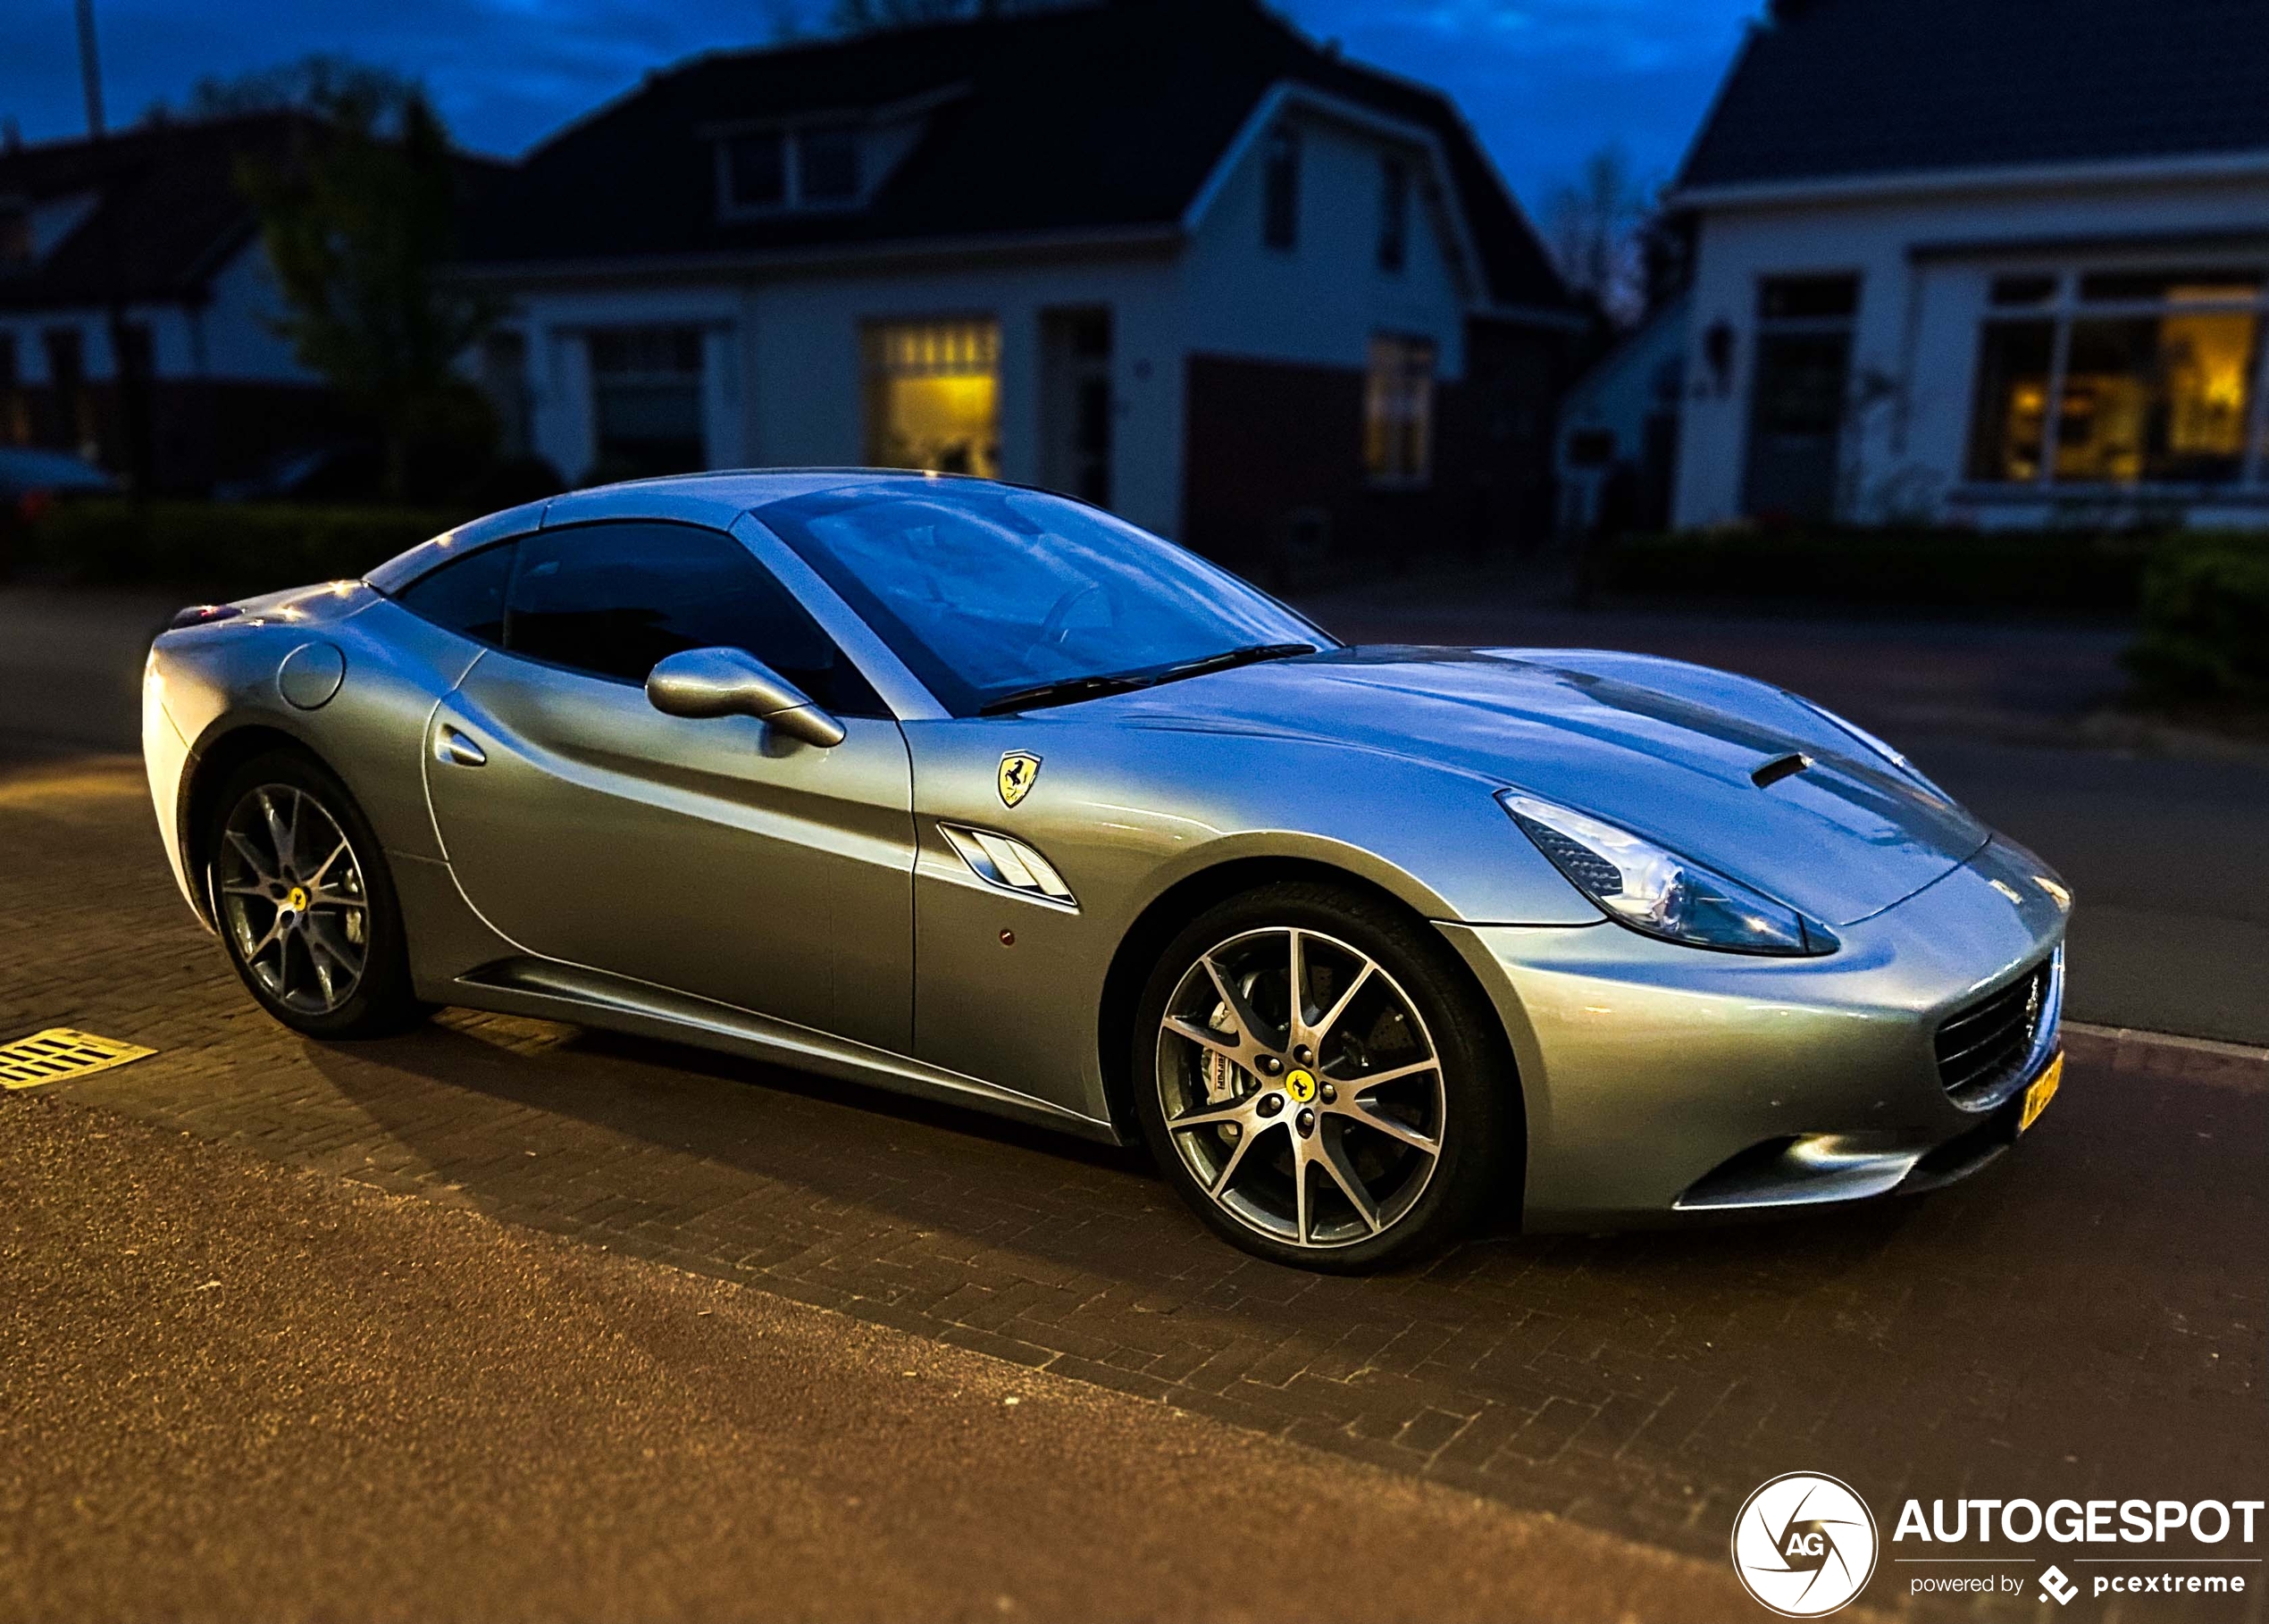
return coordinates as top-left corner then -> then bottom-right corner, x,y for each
206,749 -> 423,1039
1130,882 -> 1517,1272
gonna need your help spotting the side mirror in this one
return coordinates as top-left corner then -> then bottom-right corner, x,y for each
646,648 -> 847,747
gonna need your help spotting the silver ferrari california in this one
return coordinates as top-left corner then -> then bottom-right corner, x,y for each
142,472 -> 2071,1271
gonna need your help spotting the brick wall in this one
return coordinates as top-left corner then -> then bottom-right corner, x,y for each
1180,316 -> 1572,585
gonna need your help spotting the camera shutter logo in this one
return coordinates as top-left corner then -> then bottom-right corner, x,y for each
1730,1472 -> 1879,1617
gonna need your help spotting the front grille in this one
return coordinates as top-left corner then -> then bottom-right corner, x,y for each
1935,960 -> 2050,1107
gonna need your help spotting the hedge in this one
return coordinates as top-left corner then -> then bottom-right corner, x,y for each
2122,537 -> 2269,704
7,499 -> 465,599
1595,526 -> 2165,615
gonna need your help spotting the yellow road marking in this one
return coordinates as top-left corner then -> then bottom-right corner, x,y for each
0,1028 -> 156,1091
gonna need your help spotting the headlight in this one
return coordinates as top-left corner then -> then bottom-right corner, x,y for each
1499,791 -> 1834,956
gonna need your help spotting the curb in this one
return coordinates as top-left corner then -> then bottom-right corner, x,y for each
2064,1021 -> 2269,1091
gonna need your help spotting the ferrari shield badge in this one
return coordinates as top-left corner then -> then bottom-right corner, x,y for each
998,750 -> 1042,808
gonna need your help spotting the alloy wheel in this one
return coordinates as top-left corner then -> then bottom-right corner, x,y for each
1154,925 -> 1445,1250
215,783 -> 371,1016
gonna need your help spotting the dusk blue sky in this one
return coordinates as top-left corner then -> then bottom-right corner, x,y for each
1,1 -> 1763,215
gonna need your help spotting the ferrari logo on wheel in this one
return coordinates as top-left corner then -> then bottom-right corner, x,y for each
998,751 -> 1042,808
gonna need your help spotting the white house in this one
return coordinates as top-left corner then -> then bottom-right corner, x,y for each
456,0 -> 1584,570
1662,0 -> 2269,531
1553,291 -> 1687,534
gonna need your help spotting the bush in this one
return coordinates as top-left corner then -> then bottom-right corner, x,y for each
2122,538 -> 2269,704
1596,526 -> 2163,615
12,498 -> 465,599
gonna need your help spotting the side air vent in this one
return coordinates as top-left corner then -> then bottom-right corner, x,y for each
938,823 -> 1077,908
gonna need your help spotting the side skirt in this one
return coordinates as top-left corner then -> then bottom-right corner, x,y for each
451,957 -> 1126,1147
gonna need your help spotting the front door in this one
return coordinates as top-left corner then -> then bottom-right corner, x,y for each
1741,331 -> 1851,522
421,519 -> 916,1050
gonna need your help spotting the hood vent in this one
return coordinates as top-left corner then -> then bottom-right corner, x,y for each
1751,752 -> 1811,789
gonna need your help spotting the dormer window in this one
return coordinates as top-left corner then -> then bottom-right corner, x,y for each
726,132 -> 787,209
720,122 -> 867,216
800,125 -> 861,204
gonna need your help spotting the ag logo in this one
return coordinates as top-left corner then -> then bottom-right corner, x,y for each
1285,1067 -> 1317,1104
998,751 -> 1042,808
1729,1473 -> 1878,1617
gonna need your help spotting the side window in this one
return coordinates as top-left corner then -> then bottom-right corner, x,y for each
392,541 -> 515,646
502,521 -> 887,716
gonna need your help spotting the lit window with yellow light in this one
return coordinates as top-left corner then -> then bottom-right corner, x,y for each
863,320 -> 1001,477
1964,267 -> 2265,488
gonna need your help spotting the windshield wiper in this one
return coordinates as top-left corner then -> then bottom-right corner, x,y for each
979,670 -> 1160,716
1144,642 -> 1317,688
978,643 -> 1317,716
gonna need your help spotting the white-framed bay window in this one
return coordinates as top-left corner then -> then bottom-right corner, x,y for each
1964,263 -> 2269,491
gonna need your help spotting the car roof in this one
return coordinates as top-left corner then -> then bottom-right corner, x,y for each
363,467 -> 990,595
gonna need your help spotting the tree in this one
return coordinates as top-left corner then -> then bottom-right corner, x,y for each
1545,145 -> 1650,327
184,54 -> 414,121
230,63 -> 500,500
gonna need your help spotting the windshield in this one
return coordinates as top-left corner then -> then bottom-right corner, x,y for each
752,481 -> 1332,716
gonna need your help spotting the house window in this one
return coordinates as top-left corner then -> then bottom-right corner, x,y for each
1377,156 -> 1409,273
863,319 -> 1000,477
0,332 -> 23,446
1364,334 -> 1436,486
481,331 -> 532,459
720,124 -> 865,215
799,124 -> 862,204
1966,320 -> 2055,481
587,327 -> 705,481
726,132 -> 787,209
0,204 -> 29,268
1965,266 -> 2266,487
1262,125 -> 1301,251
42,326 -> 92,456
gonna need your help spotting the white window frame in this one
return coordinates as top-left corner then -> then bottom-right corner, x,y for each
1961,260 -> 2269,494
713,122 -> 869,221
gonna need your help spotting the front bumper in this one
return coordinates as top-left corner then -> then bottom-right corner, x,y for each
1441,839 -> 2071,1230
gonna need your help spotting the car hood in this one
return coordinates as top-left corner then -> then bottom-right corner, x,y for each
1102,646 -> 1989,928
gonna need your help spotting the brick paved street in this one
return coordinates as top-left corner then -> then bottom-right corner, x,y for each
2,749 -> 2263,1620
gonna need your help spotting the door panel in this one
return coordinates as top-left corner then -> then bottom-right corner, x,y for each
427,652 -> 915,1050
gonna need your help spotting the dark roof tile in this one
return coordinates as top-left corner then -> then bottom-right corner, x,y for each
462,0 -> 1572,310
1679,0 -> 2269,191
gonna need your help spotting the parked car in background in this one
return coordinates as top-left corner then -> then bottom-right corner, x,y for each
0,446 -> 119,515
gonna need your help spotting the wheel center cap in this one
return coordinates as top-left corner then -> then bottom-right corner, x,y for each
283,885 -> 309,917
1284,1067 -> 1317,1105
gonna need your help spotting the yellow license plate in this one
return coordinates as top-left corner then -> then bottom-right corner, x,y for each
2019,1051 -> 2064,1133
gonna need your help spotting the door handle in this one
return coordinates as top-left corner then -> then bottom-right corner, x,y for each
433,724 -> 487,768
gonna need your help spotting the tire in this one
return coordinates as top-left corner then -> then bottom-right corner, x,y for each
1129,881 -> 1518,1272
205,748 -> 424,1040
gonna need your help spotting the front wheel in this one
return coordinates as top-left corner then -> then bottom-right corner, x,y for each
1130,882 -> 1519,1272
206,749 -> 423,1039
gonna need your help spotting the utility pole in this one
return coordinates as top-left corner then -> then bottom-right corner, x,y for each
75,0 -> 106,138
75,0 -> 150,495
